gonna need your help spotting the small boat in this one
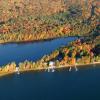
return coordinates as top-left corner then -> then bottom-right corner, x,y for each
69,67 -> 72,72
15,67 -> 20,74
75,67 -> 78,71
48,68 -> 55,72
52,69 -> 55,72
48,68 -> 50,72
17,71 -> 20,75
75,63 -> 78,71
69,65 -> 78,72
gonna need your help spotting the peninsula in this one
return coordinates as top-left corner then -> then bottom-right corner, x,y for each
0,0 -> 100,77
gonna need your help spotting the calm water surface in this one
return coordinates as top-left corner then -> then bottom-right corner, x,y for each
0,65 -> 100,100
0,37 -> 100,100
0,37 -> 77,66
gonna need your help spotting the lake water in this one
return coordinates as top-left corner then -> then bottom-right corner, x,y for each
0,37 -> 100,100
0,64 -> 100,100
0,37 -> 77,66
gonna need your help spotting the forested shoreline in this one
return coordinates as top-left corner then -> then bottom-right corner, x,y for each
0,0 -> 100,77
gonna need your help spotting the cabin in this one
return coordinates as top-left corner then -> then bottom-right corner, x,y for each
48,61 -> 55,72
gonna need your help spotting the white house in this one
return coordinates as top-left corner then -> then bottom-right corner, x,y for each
48,61 -> 55,72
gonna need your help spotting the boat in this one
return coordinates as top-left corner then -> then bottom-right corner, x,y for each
15,67 -> 20,74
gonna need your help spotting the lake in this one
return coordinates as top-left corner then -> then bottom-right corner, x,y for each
0,37 -> 100,100
0,64 -> 100,100
0,37 -> 77,66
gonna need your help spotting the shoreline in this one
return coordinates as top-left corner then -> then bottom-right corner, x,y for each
0,62 -> 100,78
0,36 -> 82,45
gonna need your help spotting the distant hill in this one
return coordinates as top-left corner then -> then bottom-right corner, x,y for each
0,0 -> 99,22
0,0 -> 99,44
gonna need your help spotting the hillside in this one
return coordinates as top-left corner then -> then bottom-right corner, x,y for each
0,0 -> 99,43
0,0 -> 99,20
